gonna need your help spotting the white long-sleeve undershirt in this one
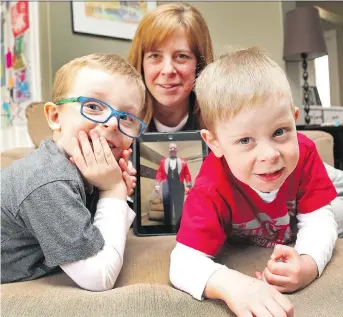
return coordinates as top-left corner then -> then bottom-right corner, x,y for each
170,190 -> 337,300
60,198 -> 135,291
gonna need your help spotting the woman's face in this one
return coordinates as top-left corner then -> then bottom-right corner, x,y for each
143,28 -> 197,111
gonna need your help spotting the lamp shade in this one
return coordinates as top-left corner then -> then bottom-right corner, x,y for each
283,6 -> 327,61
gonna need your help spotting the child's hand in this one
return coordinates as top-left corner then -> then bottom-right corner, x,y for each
255,244 -> 318,293
118,148 -> 136,196
154,185 -> 161,193
229,276 -> 293,317
206,267 -> 294,317
70,130 -> 127,200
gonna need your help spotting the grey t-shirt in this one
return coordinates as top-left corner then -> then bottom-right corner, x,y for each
1,140 -> 104,283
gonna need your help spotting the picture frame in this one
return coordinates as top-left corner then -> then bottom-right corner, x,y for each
132,132 -> 209,236
71,2 -> 157,40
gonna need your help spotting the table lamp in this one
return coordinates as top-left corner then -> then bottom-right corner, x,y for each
283,6 -> 327,125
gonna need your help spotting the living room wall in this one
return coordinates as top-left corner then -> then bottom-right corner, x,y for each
38,1 -> 285,101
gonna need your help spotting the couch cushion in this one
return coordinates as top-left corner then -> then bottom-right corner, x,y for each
2,231 -> 343,317
299,130 -> 334,166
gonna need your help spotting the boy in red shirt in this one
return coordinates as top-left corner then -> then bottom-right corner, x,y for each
170,47 -> 338,317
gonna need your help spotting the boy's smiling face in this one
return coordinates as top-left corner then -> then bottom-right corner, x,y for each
203,97 -> 300,193
46,67 -> 143,160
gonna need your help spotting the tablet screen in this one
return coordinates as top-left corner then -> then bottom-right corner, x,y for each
133,132 -> 208,236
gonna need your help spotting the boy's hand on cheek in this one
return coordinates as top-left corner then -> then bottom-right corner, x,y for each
255,244 -> 318,293
118,148 -> 136,196
70,130 -> 127,200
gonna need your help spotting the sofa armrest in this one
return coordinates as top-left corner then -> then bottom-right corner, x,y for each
1,147 -> 35,169
26,102 -> 52,147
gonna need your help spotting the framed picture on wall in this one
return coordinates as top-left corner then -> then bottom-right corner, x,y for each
71,1 -> 157,40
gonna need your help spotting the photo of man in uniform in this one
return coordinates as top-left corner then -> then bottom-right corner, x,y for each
154,143 -> 192,227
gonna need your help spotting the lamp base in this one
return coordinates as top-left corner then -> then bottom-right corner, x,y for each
301,52 -> 311,125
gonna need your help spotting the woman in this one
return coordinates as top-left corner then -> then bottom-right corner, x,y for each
128,3 -> 214,132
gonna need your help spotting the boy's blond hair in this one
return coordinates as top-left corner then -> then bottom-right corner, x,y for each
195,47 -> 294,132
128,3 -> 213,125
52,53 -> 146,112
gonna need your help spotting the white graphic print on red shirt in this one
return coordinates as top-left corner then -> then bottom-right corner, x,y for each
231,201 -> 296,248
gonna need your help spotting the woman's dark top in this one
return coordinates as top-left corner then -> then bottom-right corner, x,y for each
147,94 -> 200,132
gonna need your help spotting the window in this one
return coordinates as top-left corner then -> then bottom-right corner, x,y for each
314,29 -> 340,107
315,55 -> 330,107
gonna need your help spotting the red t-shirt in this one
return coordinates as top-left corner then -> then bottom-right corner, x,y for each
177,133 -> 337,256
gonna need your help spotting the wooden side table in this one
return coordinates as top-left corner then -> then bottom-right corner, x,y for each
297,125 -> 343,170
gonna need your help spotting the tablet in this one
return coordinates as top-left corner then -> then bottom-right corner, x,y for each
132,131 -> 208,236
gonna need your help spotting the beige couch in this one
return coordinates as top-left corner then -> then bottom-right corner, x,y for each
1,103 -> 343,317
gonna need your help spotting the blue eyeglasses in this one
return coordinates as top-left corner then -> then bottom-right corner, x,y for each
55,96 -> 146,138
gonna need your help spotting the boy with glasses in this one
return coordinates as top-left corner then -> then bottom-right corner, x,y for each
1,53 -> 146,291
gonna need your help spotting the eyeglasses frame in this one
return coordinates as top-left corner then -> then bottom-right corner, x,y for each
55,96 -> 146,139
